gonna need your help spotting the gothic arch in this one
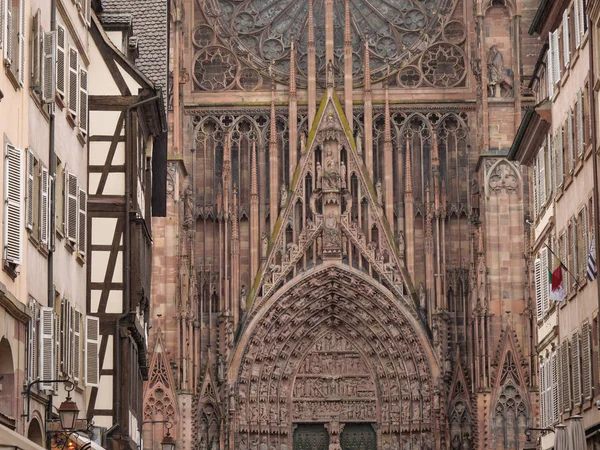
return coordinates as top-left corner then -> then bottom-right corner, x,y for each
484,159 -> 522,198
143,331 -> 178,425
229,263 -> 440,449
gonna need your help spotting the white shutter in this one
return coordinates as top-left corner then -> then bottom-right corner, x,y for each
17,0 -> 24,85
27,299 -> 38,382
85,315 -> 99,387
66,173 -> 78,243
79,68 -> 88,135
535,258 -> 543,320
67,303 -> 74,377
568,110 -> 574,173
581,206 -> 588,276
539,361 -> 546,427
577,90 -> 584,158
563,11 -> 570,68
551,352 -> 559,423
539,150 -> 546,207
56,25 -> 65,97
533,162 -> 539,219
68,47 -> 79,117
582,321 -> 592,400
547,134 -> 555,195
26,149 -> 34,230
84,0 -> 91,24
562,340 -> 572,411
42,31 -> 56,103
574,0 -> 581,48
40,165 -> 49,245
552,30 -> 560,84
572,330 -> 582,406
0,0 -> 3,50
541,247 -> 550,314
78,189 -> 87,254
39,307 -> 55,391
557,127 -> 564,187
547,34 -> 554,99
4,0 -> 12,64
578,0 -> 585,37
73,309 -> 81,382
571,218 -> 579,284
4,144 -> 23,265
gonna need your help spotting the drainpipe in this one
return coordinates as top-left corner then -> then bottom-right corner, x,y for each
48,0 -> 57,310
112,95 -> 161,448
587,14 -> 600,342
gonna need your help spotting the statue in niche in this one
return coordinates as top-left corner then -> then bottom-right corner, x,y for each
259,436 -> 269,450
317,235 -> 323,256
184,185 -> 194,227
240,285 -> 247,312
280,183 -> 288,208
250,438 -> 259,450
316,161 -> 323,189
487,45 -> 514,98
226,322 -> 234,349
261,233 -> 268,257
301,132 -> 306,154
217,354 -> 225,382
470,178 -> 480,219
199,438 -> 207,450
397,230 -> 405,258
356,131 -> 363,155
211,438 -> 219,450
376,181 -> 383,205
340,160 -> 347,189
419,283 -> 426,309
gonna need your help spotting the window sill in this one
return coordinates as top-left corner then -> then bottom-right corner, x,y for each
574,159 -> 584,177
66,112 -> 77,129
55,93 -> 65,110
76,252 -> 85,266
552,84 -> 561,102
585,143 -> 593,160
65,240 -> 76,254
570,50 -> 580,69
4,63 -> 20,91
77,132 -> 87,147
560,69 -> 570,87
30,91 -> 51,122
2,262 -> 19,281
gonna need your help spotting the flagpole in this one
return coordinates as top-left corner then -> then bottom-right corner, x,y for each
543,243 -> 581,289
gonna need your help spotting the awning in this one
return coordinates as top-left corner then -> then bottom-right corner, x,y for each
70,432 -> 106,450
0,425 -> 46,450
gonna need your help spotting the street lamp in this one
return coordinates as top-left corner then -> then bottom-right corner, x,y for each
161,429 -> 176,450
57,392 -> 80,431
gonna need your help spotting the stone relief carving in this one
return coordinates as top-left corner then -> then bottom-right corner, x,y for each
487,161 -> 520,195
487,45 -> 514,98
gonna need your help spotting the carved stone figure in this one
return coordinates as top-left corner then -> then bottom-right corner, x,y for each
261,233 -> 268,257
340,160 -> 347,189
259,436 -> 268,450
376,180 -> 383,204
316,161 -> 323,189
470,178 -> 480,218
301,132 -> 307,154
280,183 -> 288,208
217,354 -> 225,382
397,230 -> 405,257
356,132 -> 363,155
487,45 -> 514,97
419,283 -> 426,309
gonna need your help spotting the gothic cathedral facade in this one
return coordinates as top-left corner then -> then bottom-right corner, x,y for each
147,0 -> 542,449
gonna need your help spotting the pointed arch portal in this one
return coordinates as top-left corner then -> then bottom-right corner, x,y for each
230,263 -> 440,450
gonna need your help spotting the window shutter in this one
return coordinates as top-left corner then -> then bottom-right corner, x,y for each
17,0 -> 24,85
39,306 -> 55,391
541,247 -> 550,314
56,25 -> 65,97
539,361 -> 546,427
535,258 -> 543,320
571,218 -> 579,286
26,149 -> 34,230
68,303 -> 74,377
539,149 -> 546,207
42,31 -> 56,103
66,173 -> 78,243
562,340 -> 572,411
563,11 -> 570,67
533,162 -> 539,219
84,0 -> 91,24
40,165 -> 49,245
59,298 -> 68,375
577,90 -> 584,158
574,0 -> 581,48
78,189 -> 87,255
581,206 -> 588,280
548,135 -> 555,194
557,127 -> 564,187
4,0 -> 12,64
85,315 -> 100,387
79,68 -> 88,135
578,0 -> 586,36
4,144 -> 23,265
27,299 -> 38,382
0,0 -> 3,50
31,9 -> 42,92
582,321 -> 592,400
572,330 -> 582,406
552,31 -> 560,84
551,351 -> 559,423
568,110 -> 574,173
68,48 -> 79,117
547,33 -> 554,98
54,310 -> 59,392
73,310 -> 81,382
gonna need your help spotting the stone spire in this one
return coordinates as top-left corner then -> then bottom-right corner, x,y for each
223,133 -> 231,217
307,0 -> 316,126
405,138 -> 412,195
231,183 -> 240,326
232,184 -> 239,239
344,0 -> 353,130
269,84 -> 279,233
363,34 -> 373,179
251,140 -> 258,198
383,80 -> 394,225
325,0 -> 334,70
250,140 -> 260,281
289,38 -> 298,181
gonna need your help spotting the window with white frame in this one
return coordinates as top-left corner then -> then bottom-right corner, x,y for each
3,0 -> 26,86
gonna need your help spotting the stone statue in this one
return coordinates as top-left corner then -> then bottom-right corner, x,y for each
250,438 -> 259,450
217,354 -> 225,382
470,178 -> 480,217
376,180 -> 383,205
184,185 -> 194,227
487,45 -> 514,97
356,131 -> 363,155
240,285 -> 248,311
327,59 -> 335,86
226,322 -> 234,349
259,436 -> 268,450
340,160 -> 347,189
316,161 -> 323,189
280,183 -> 288,208
261,232 -> 268,257
199,438 -> 207,450
301,132 -> 307,154
419,282 -> 426,309
211,437 -> 218,450
397,230 -> 405,257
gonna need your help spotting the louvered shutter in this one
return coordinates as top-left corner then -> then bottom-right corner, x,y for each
56,25 -> 65,97
548,135 -> 555,194
26,149 -> 34,230
557,127 -> 564,187
572,330 -> 582,406
17,0 -> 24,85
581,206 -> 588,280
547,35 -> 554,98
68,48 -> 78,117
4,0 -> 12,64
84,0 -> 91,24
78,189 -> 86,254
66,173 -> 78,243
540,361 -> 546,426
4,144 -> 22,265
562,340 -> 572,411
571,218 -> 579,286
535,258 -> 543,320
552,31 -> 560,84
577,90 -> 584,158
40,165 -> 49,245
578,0 -> 586,36
39,307 -> 55,391
60,298 -> 67,374
85,315 -> 99,387
541,247 -> 550,314
79,68 -> 88,135
54,310 -> 59,392
539,150 -> 546,207
568,110 -> 575,173
31,9 -> 42,91
582,321 -> 592,400
67,303 -> 74,377
73,309 -> 81,382
27,299 -> 37,382
563,11 -> 570,67
551,352 -> 559,423
42,31 -> 56,103
533,162 -> 539,219
0,0 -> 3,50
574,0 -> 581,48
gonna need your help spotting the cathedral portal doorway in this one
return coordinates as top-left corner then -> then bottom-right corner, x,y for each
292,425 -> 329,450
339,424 -> 377,450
